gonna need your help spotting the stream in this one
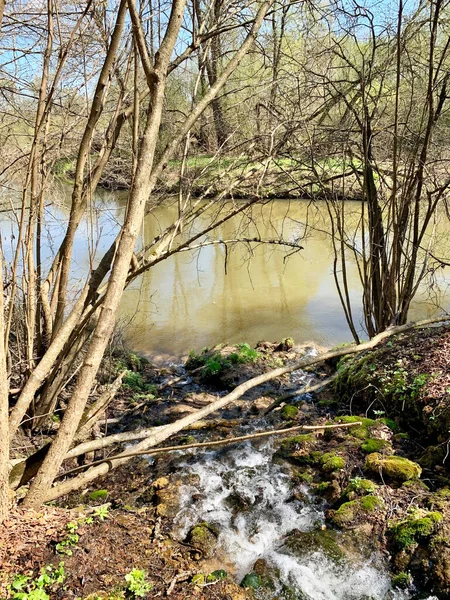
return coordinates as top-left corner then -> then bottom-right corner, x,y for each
172,440 -> 438,600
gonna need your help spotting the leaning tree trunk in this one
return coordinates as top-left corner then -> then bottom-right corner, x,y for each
0,247 -> 10,523
22,0 -> 188,509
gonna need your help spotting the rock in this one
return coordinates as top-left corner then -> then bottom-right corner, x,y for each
364,453 -> 422,481
418,445 -> 446,469
331,495 -> 384,528
188,522 -> 218,559
250,396 -> 274,413
154,479 -> 183,518
284,528 -> 345,562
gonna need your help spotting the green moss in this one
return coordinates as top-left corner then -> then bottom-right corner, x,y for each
379,417 -> 399,432
365,453 -> 422,481
360,495 -> 384,511
332,495 -> 383,527
391,572 -> 410,589
297,471 -> 314,484
316,482 -> 330,494
345,477 -> 377,496
179,435 -> 196,445
360,438 -> 390,454
393,432 -> 409,441
282,404 -> 299,420
309,451 -> 323,464
390,512 -> 442,549
89,489 -> 108,501
320,453 -> 346,472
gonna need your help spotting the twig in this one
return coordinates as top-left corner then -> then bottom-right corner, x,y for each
59,421 -> 362,477
261,372 -> 339,415
166,571 -> 192,596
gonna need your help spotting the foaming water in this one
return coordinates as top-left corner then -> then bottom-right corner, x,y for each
173,442 -> 436,600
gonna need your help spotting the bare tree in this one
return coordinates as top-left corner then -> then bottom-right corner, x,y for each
1,0 -> 277,514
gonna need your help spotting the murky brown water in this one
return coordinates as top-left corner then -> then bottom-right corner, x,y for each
1,188 -> 449,362
118,197 -> 450,362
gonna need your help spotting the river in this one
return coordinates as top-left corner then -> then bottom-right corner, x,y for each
1,186 -> 449,361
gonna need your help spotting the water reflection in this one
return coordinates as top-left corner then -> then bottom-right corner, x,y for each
1,186 -> 449,362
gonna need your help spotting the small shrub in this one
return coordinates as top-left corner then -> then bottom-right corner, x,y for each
56,522 -> 79,556
124,569 -> 152,598
9,563 -> 65,600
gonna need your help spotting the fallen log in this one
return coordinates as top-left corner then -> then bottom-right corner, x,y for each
44,316 -> 450,502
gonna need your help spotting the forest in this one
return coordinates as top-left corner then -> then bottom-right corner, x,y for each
1,0 -> 450,597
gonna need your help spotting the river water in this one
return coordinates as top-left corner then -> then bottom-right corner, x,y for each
1,187 -> 449,361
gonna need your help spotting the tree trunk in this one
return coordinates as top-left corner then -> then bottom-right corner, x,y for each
0,247 -> 10,522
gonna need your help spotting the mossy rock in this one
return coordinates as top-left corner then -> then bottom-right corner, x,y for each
188,522 -> 218,558
284,528 -> 345,562
365,453 -> 422,482
282,404 -> 299,420
296,470 -> 314,484
391,572 -> 411,589
402,479 -> 429,491
332,495 -> 384,528
334,416 -> 375,440
315,481 -> 330,495
335,415 -> 376,427
277,434 -> 316,463
418,445 -> 446,469
389,512 -> 443,550
320,452 -> 346,472
360,438 -> 391,454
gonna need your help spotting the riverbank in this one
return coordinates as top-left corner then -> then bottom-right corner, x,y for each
3,328 -> 450,599
54,154 -> 365,200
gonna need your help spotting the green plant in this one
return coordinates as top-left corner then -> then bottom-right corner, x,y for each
229,343 -> 260,364
93,505 -> 109,521
56,522 -> 79,555
123,372 -> 146,391
346,477 -> 377,495
124,569 -> 152,598
9,563 -> 65,600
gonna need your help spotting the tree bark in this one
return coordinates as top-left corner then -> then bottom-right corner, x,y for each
0,247 -> 9,522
